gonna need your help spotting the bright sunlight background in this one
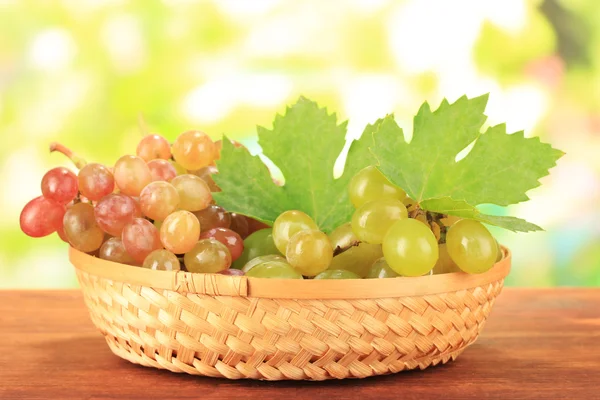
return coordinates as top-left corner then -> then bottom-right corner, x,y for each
1,0 -> 599,287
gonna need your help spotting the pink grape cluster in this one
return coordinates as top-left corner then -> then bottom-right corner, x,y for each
20,132 -> 268,274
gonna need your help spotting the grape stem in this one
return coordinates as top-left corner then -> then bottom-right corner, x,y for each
333,240 -> 360,257
409,204 -> 447,244
408,205 -> 421,219
427,211 -> 447,243
49,142 -> 87,169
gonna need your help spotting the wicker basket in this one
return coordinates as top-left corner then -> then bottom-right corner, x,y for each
69,246 -> 511,380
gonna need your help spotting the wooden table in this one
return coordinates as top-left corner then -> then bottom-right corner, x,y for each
1,289 -> 599,400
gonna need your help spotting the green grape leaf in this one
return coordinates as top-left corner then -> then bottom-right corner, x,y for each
420,198 -> 542,232
213,97 -> 375,232
371,94 -> 564,232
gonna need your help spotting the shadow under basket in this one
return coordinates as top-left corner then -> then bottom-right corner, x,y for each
70,247 -> 511,381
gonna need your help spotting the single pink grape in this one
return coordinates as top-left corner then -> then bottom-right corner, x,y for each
147,159 -> 177,182
41,167 -> 78,204
113,155 -> 152,196
20,196 -> 66,238
193,204 -> 231,232
139,181 -> 180,221
122,218 -> 163,263
78,163 -> 114,201
136,134 -> 171,161
94,193 -> 141,236
171,130 -> 216,170
99,237 -> 137,265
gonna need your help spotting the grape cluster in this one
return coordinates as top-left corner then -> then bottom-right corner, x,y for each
20,132 -> 267,273
21,133 -> 501,279
232,166 -> 501,279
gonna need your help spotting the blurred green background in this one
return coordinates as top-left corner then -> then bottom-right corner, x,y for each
1,0 -> 599,288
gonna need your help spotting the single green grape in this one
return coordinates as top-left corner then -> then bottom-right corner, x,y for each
245,261 -> 304,279
366,258 -> 400,279
382,218 -> 438,276
231,228 -> 281,269
143,249 -> 181,271
63,202 -> 104,253
432,243 -> 461,274
242,254 -> 286,273
285,230 -> 333,276
328,242 -> 383,277
446,220 -> 498,274
329,222 -> 358,251
351,199 -> 408,244
160,210 -> 200,255
348,166 -> 406,208
272,210 -> 318,255
314,269 -> 360,279
170,174 -> 212,212
183,238 -> 231,273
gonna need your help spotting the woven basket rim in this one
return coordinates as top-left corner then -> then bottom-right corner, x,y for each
69,246 -> 511,299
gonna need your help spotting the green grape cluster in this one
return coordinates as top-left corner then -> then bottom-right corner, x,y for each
234,211 -> 333,279
350,166 -> 500,277
236,165 -> 500,280
349,166 -> 498,277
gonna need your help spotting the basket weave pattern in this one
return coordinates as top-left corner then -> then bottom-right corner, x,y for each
75,266 -> 505,380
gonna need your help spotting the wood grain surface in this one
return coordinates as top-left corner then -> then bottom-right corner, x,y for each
1,289 -> 599,400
